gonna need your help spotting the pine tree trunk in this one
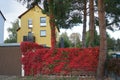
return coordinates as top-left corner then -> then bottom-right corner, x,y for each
96,0 -> 107,80
50,15 -> 56,49
82,0 -> 87,48
89,0 -> 95,47
49,0 -> 56,49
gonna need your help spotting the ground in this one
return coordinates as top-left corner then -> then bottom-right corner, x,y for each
0,75 -> 114,80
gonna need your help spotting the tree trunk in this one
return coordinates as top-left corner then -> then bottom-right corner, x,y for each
89,0 -> 95,47
96,0 -> 107,80
82,0 -> 87,48
49,0 -> 56,49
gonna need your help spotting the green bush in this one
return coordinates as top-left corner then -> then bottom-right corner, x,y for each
106,58 -> 120,76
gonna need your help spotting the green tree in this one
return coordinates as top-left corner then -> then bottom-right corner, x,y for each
95,0 -> 120,31
107,34 -> 116,51
116,39 -> 120,51
57,32 -> 71,48
4,20 -> 19,43
82,0 -> 87,48
105,0 -> 120,31
86,29 -> 100,47
89,0 -> 95,47
86,30 -> 116,51
95,0 -> 120,79
69,33 -> 81,48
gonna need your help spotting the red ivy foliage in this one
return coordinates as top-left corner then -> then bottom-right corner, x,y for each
20,41 -> 43,56
20,42 -> 99,76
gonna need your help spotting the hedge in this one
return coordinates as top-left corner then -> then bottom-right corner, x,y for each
20,42 -> 99,76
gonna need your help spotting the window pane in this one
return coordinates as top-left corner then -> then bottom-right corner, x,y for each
40,30 -> 46,36
28,19 -> 32,25
28,32 -> 32,37
40,17 -> 46,23
40,17 -> 46,26
28,19 -> 33,28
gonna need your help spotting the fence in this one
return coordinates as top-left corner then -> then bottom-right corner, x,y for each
0,43 -> 21,76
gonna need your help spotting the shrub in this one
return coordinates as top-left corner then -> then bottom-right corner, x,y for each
106,58 -> 120,76
20,42 -> 99,76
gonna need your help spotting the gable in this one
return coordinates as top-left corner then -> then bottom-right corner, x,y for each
18,4 -> 60,32
18,5 -> 43,18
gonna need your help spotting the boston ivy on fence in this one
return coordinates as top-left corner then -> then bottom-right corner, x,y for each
20,42 -> 99,76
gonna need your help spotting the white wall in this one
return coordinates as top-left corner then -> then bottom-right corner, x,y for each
0,13 -> 5,43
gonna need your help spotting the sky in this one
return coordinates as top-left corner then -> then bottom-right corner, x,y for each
0,0 -> 120,40
0,0 -> 27,40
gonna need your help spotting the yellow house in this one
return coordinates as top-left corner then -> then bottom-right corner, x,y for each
17,5 -> 59,47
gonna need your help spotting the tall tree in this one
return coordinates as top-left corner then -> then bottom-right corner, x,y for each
89,0 -> 95,47
4,20 -> 19,43
48,0 -> 56,48
96,0 -> 107,79
43,0 -> 74,48
82,0 -> 87,48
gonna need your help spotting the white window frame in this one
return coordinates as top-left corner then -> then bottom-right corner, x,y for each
40,30 -> 46,37
40,17 -> 46,26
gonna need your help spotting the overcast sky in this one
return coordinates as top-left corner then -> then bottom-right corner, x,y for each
0,0 -> 27,40
0,0 -> 120,40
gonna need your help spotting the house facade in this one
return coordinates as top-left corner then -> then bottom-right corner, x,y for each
0,10 -> 6,43
17,5 -> 59,47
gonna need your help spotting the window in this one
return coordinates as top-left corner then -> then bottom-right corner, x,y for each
28,19 -> 33,28
28,32 -> 32,37
23,36 -> 28,41
28,32 -> 33,41
40,30 -> 46,37
40,17 -> 46,26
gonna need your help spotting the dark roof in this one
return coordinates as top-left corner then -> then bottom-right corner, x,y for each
18,5 -> 42,18
0,10 -> 6,21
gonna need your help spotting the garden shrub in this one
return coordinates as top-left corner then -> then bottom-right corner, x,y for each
20,42 -> 99,76
106,58 -> 120,76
